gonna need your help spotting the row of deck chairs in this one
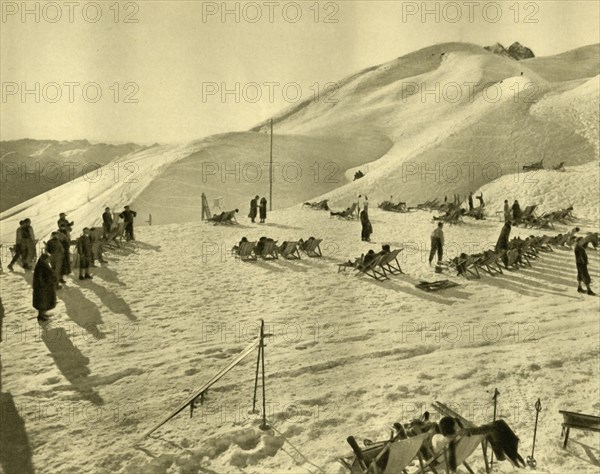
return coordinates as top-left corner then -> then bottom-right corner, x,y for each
339,401 -> 524,474
446,233 -> 574,280
338,248 -> 404,281
513,205 -> 575,230
233,238 -> 323,261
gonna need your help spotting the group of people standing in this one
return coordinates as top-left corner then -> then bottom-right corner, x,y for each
5,205 -> 138,322
503,200 -> 523,223
249,196 -> 268,223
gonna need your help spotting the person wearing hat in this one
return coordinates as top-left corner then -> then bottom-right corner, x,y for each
20,218 -> 36,270
76,228 -> 93,280
33,253 -> 57,321
7,220 -> 25,271
45,231 -> 65,289
248,195 -> 259,223
102,207 -> 113,240
57,224 -> 72,278
119,205 -> 137,241
57,213 -> 74,235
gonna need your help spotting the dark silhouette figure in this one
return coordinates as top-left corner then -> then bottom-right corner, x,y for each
429,222 -> 444,265
119,206 -> 137,241
249,196 -> 259,223
360,208 -> 372,242
259,197 -> 268,223
33,254 -> 57,321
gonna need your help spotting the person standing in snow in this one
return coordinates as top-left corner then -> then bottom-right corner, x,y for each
102,207 -> 113,239
76,228 -> 94,280
360,206 -> 372,242
58,224 -> 72,278
57,213 -> 74,236
120,205 -> 137,241
249,195 -> 259,223
259,197 -> 268,223
468,192 -> 474,211
575,237 -> 595,296
45,232 -> 65,289
33,253 -> 57,322
429,222 -> 444,266
7,220 -> 25,272
495,222 -> 512,268
20,218 -> 36,270
503,200 -> 511,223
511,200 -> 522,224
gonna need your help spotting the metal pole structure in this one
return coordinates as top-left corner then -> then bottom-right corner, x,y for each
269,119 -> 273,211
527,399 -> 542,468
490,388 -> 500,469
251,331 -> 261,414
260,319 -> 268,430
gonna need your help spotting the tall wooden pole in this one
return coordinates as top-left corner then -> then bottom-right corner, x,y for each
269,119 -> 273,211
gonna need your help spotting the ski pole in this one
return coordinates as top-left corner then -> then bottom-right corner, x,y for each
490,388 -> 500,469
527,399 -> 542,468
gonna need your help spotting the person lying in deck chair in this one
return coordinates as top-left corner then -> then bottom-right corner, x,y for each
232,237 -> 248,254
432,416 -> 526,470
209,209 -> 238,224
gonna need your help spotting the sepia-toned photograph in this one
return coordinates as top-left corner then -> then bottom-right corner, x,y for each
1,1 -> 599,473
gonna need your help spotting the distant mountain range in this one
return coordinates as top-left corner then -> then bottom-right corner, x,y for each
0,140 -> 148,211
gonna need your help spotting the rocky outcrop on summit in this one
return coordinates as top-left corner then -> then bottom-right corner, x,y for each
485,42 -> 535,60
508,42 -> 535,60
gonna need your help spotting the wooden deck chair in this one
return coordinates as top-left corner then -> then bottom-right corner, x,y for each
235,241 -> 257,261
339,432 -> 430,474
505,249 -> 521,269
414,434 -> 488,474
356,254 -> 389,281
333,203 -> 358,220
455,255 -> 481,279
278,241 -> 301,259
474,251 -> 503,276
256,240 -> 278,260
379,249 -> 404,275
301,238 -> 323,257
105,222 -> 125,248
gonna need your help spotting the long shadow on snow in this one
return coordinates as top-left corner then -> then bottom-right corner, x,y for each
84,280 -> 137,321
0,298 -> 35,474
92,264 -> 127,287
41,326 -> 103,405
475,269 -> 578,299
59,285 -> 105,338
566,439 -> 600,468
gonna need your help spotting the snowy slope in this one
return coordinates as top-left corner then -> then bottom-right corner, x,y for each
1,206 -> 599,474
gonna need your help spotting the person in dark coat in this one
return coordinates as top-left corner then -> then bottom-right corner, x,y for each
57,213 -> 74,235
249,195 -> 259,223
259,197 -> 268,223
495,222 -> 512,268
20,218 -> 35,270
45,232 -> 65,288
33,254 -> 57,321
76,228 -> 93,280
360,208 -> 372,242
511,201 -> 521,223
58,224 -> 72,277
102,207 -> 113,239
468,192 -> 474,211
503,200 -> 511,223
575,237 -> 595,295
119,205 -> 137,241
429,222 -> 444,265
7,220 -> 25,271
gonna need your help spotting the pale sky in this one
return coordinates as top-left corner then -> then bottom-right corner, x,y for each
1,1 -> 598,144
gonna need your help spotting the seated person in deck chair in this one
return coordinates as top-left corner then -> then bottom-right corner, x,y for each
330,206 -> 352,217
232,237 -> 248,254
299,236 -> 316,250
